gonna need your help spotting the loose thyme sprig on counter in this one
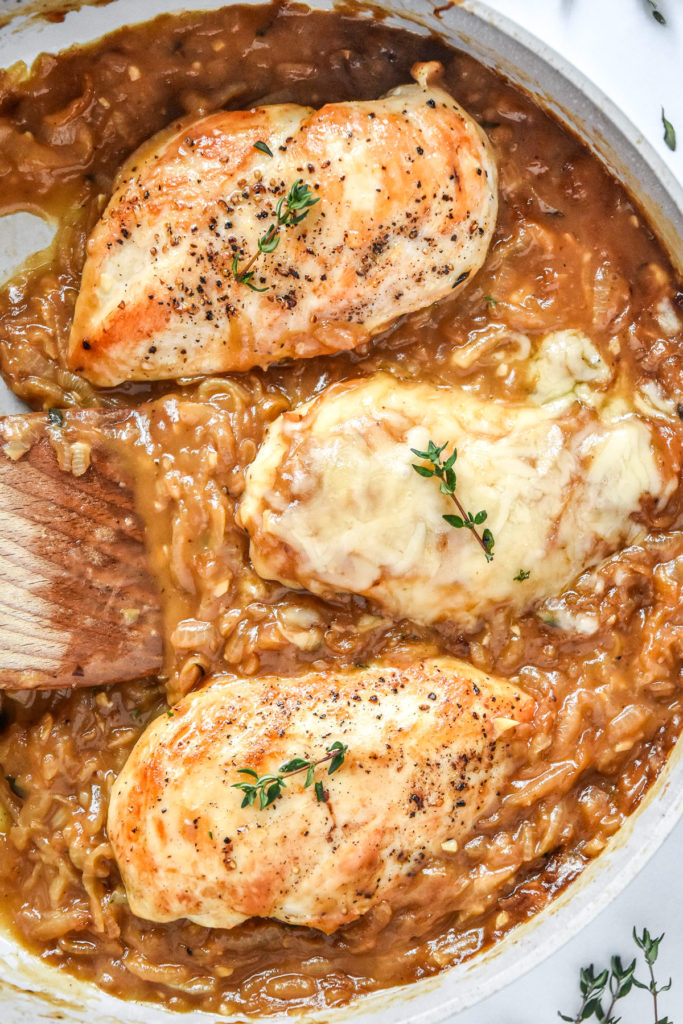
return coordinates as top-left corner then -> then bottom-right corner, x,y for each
233,741 -> 348,810
558,927 -> 672,1024
411,440 -> 494,562
231,165 -> 320,292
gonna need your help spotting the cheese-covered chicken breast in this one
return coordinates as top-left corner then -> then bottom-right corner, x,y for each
108,659 -> 534,932
68,62 -> 497,385
238,372 -> 675,630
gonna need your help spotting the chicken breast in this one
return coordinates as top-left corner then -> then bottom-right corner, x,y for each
237,371 -> 675,630
68,62 -> 497,386
107,659 -> 534,932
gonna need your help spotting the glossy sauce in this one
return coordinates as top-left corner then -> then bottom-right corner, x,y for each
0,2 -> 682,1016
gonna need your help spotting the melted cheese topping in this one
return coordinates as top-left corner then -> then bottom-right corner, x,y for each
238,369 -> 672,629
529,329 -> 611,404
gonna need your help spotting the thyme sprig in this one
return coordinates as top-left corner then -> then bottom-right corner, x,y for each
231,177 -> 320,292
632,927 -> 673,1022
411,440 -> 494,562
559,959 -> 636,1024
233,741 -> 348,810
558,927 -> 672,1024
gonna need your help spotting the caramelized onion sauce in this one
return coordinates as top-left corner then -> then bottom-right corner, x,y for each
0,2 -> 683,1015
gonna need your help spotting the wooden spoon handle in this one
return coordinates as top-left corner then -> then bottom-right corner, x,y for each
0,413 -> 163,689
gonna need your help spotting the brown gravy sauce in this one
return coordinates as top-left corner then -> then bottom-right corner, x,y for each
0,2 -> 683,1015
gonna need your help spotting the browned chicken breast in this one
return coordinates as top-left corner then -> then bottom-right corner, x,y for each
108,659 -> 534,933
68,62 -> 497,385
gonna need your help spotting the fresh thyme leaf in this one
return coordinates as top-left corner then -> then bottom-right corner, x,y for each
280,757 -> 309,773
610,955 -> 636,1002
514,569 -> 530,581
662,108 -> 676,151
245,277 -> 269,293
274,180 -> 319,226
633,926 -> 667,969
483,295 -> 499,306
264,782 -> 280,808
647,0 -> 666,23
327,741 -> 348,774
47,408 -> 64,427
258,231 -> 280,254
233,741 -> 348,810
253,140 -> 274,157
412,439 -> 494,562
282,179 -> 320,224
315,780 -> 325,802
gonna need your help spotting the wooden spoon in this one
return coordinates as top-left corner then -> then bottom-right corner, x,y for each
0,410 -> 163,690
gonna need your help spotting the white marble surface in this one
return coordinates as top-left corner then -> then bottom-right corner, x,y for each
453,2 -> 682,1021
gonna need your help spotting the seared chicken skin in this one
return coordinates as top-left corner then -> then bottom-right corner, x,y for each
238,372 -> 674,630
68,62 -> 497,385
108,659 -> 534,932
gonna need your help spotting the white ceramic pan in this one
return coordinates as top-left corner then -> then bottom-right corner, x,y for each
0,1 -> 681,1021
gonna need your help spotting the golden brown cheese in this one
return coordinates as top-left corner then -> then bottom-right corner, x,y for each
107,659 -> 534,932
67,62 -> 497,385
238,372 -> 674,630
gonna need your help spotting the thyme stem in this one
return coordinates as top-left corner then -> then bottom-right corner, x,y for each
448,489 -> 491,560
280,748 -> 337,780
411,439 -> 494,562
650,960 -> 659,1024
238,224 -> 278,279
